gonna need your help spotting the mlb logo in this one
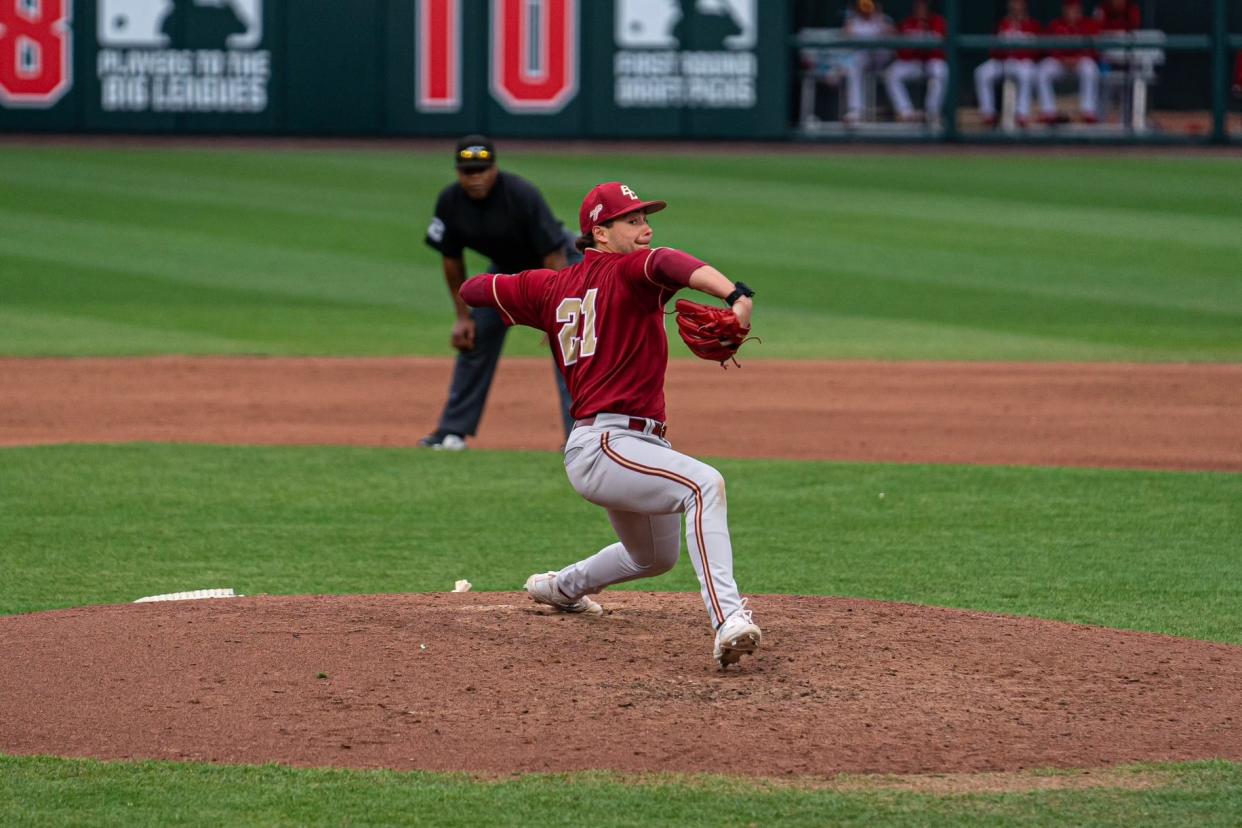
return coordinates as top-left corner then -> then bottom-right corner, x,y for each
98,0 -> 171,46
98,0 -> 263,48
614,0 -> 756,50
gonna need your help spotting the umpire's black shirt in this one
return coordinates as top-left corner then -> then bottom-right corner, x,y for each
424,171 -> 564,274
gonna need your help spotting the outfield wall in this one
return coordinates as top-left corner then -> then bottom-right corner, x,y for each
0,0 -> 1236,142
0,0 -> 789,139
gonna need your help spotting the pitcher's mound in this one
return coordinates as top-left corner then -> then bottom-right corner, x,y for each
2,592 -> 1240,777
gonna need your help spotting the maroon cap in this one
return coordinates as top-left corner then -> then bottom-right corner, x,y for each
578,182 -> 667,236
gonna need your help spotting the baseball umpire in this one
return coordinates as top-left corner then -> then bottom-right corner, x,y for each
420,135 -> 577,450
458,181 -> 762,669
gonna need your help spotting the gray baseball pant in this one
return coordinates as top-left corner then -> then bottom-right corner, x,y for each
552,415 -> 745,629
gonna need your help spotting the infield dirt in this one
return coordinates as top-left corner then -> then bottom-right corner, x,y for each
3,357 -> 1241,471
2,592 -> 1241,777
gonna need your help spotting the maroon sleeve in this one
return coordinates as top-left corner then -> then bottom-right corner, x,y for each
458,274 -> 496,310
459,270 -> 551,328
644,247 -> 709,288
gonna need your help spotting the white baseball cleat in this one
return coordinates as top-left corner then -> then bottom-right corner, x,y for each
714,602 -> 761,669
525,572 -> 603,616
418,433 -> 467,451
436,434 -> 467,451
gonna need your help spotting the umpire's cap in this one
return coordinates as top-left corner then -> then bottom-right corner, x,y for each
579,182 -> 666,235
455,135 -> 496,171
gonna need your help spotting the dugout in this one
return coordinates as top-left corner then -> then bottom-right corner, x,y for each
792,0 -> 1241,143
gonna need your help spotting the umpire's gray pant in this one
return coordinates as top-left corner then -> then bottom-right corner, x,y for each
435,234 -> 578,439
435,305 -> 573,439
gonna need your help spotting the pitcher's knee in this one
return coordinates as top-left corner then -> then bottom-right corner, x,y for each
688,470 -> 726,510
651,547 -> 679,575
634,546 -> 678,576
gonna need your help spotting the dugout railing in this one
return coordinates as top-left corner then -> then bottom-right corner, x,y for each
793,0 -> 1240,146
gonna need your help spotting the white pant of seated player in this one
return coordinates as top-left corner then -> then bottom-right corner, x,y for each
843,50 -> 891,121
1037,56 -> 1099,118
885,58 -> 947,119
553,417 -> 743,629
976,57 -> 1036,119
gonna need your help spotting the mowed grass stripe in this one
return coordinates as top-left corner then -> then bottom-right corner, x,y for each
0,161 -> 419,267
759,233 -> 1240,316
0,162 -> 415,231
718,216 -> 1242,311
588,152 -> 1242,220
785,266 -> 1238,352
0,307 -> 252,354
2,756 -> 1241,828
0,213 -> 419,308
627,164 -> 1242,253
2,445 -> 1238,644
748,310 -> 1156,361
2,146 -> 1241,360
0,253 -> 427,355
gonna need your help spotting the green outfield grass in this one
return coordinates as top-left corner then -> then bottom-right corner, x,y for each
2,444 -> 1241,825
1,146 -> 1240,360
3,756 -> 1241,828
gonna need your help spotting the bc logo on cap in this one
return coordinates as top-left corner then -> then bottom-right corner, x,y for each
621,185 -> 639,200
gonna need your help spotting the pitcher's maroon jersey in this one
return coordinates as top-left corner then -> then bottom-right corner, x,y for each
459,246 -> 706,422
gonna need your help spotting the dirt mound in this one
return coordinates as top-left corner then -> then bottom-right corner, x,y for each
2,592 -> 1239,777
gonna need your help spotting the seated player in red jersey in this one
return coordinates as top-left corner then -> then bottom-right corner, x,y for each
1036,0 -> 1101,124
1092,0 -> 1145,115
974,0 -> 1043,128
1094,0 -> 1140,33
884,0 -> 948,124
458,181 -> 763,670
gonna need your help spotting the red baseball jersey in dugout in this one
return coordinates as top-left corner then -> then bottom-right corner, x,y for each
459,246 -> 706,422
991,16 -> 1042,60
896,14 -> 947,62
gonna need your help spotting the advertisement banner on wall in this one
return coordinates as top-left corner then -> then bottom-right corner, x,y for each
95,0 -> 268,114
613,0 -> 757,110
588,0 -> 788,139
86,0 -> 276,129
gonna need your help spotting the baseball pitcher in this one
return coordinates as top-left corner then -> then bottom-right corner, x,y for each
458,181 -> 761,669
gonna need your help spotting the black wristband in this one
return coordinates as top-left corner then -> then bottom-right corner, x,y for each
724,281 -> 755,307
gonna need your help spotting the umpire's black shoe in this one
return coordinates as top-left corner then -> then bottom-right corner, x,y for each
418,432 -> 468,451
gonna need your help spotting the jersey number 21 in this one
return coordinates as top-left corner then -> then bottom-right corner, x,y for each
556,289 -> 598,366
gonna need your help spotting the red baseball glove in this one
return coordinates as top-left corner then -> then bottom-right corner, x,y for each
674,299 -> 753,368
